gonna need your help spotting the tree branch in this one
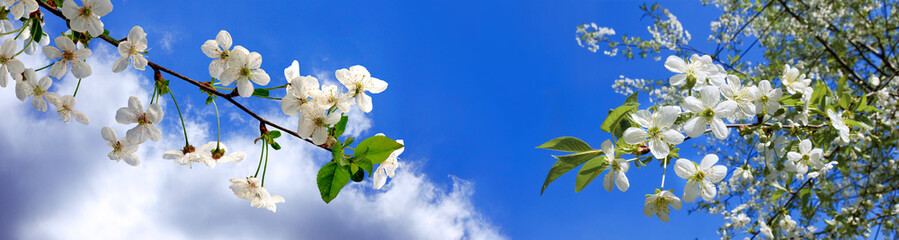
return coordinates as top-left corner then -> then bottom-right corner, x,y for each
36,0 -> 332,152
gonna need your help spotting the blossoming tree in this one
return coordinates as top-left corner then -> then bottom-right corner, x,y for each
539,0 -> 898,239
3,0 -> 406,213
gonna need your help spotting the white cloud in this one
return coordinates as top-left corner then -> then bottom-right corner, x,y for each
1,39 -> 503,239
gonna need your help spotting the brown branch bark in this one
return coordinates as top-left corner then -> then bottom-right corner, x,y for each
36,0 -> 332,152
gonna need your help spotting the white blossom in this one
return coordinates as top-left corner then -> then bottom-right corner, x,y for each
43,36 -> 92,79
61,0 -> 112,37
162,146 -> 204,166
280,60 -> 318,115
0,38 -> 24,87
13,68 -> 38,101
827,109 -> 850,143
201,30 -> 237,79
664,54 -> 716,88
752,80 -> 782,116
719,75 -> 756,120
622,106 -> 685,159
336,65 -> 387,113
2,0 -> 38,21
313,84 -> 353,113
675,154 -> 727,202
21,76 -> 52,111
644,190 -> 682,222
297,106 -> 340,145
101,127 -> 139,166
220,46 -> 270,97
682,86 -> 738,139
785,139 -> 824,175
197,141 -> 245,168
47,94 -> 89,125
781,64 -> 811,95
112,25 -> 148,72
600,139 -> 629,192
114,96 -> 163,144
229,177 -> 285,213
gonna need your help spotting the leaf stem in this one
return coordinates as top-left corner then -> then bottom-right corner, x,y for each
35,62 -> 54,71
661,157 -> 669,189
0,23 -> 27,36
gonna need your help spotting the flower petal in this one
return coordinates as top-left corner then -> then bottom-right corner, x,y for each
622,128 -> 647,145
664,55 -> 686,73
700,179 -> 717,201
674,159 -> 696,179
648,138 -> 669,159
683,117 -> 707,138
683,182 -> 699,203
710,118 -> 729,140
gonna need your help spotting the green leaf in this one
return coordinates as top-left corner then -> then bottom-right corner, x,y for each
270,141 -> 281,150
601,104 -> 638,133
269,130 -> 281,139
771,189 -> 786,201
624,92 -> 639,106
332,116 -> 349,137
575,157 -> 608,192
29,18 -> 42,44
332,146 -> 348,166
357,158 -> 374,177
355,135 -> 404,164
838,93 -> 850,110
316,162 -> 351,203
536,137 -> 593,152
205,96 -> 214,104
541,150 -> 602,195
810,80 -> 828,107
252,88 -> 270,98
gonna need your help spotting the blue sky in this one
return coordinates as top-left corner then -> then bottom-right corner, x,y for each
1,0 -> 735,239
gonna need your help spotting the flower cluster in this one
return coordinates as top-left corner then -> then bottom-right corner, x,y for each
202,30 -> 270,97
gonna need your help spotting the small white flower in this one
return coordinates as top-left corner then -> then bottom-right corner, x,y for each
22,76 -> 52,111
600,139 -> 629,192
197,141 -> 245,168
675,154 -> 727,202
664,54 -> 716,88
2,0 -> 38,21
280,60 -> 319,115
112,25 -> 148,72
47,94 -> 89,125
731,165 -> 753,181
643,190 -> 682,222
0,38 -> 24,88
373,135 -> 403,189
752,80 -> 782,116
297,106 -> 340,145
682,86 -> 738,139
14,68 -> 38,101
785,139 -> 824,175
220,47 -> 270,97
313,84 -> 353,113
719,75 -> 756,120
336,65 -> 387,113
730,213 -> 750,229
201,30 -> 238,79
163,145 -> 204,166
622,106 -> 684,159
781,64 -> 811,95
101,127 -> 139,166
759,220 -> 774,239
115,96 -> 163,144
43,36 -> 92,79
61,0 -> 112,37
229,177 -> 285,213
827,109 -> 850,143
